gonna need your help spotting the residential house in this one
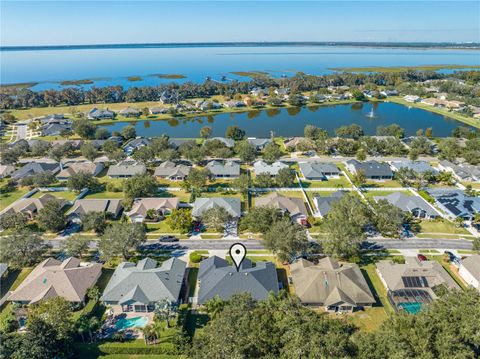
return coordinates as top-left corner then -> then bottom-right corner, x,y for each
0,194 -> 66,220
376,257 -> 460,312
283,137 -> 307,150
149,107 -> 169,115
154,161 -> 191,181
51,139 -> 84,150
404,95 -> 421,103
255,192 -> 308,225
0,165 -> 15,178
125,197 -> 180,222
159,90 -> 178,104
374,192 -> 439,219
299,162 -> 340,180
250,87 -> 268,97
192,197 -> 242,219
8,257 -> 102,305
195,100 -> 222,111
313,191 -> 346,218
38,114 -> 68,124
437,160 -> 480,182
274,88 -> 290,97
205,137 -> 235,148
427,189 -> 480,220
68,199 -> 123,222
458,255 -> 480,291
290,257 -> 375,312
10,162 -> 60,181
197,256 -> 278,304
380,89 -> 398,97
87,108 -> 115,120
106,160 -> 147,178
0,263 -> 7,278
345,159 -> 393,180
101,258 -> 187,312
169,139 -> 191,150
119,107 -> 141,117
206,160 -> 240,178
41,120 -> 73,136
223,100 -> 245,108
247,138 -> 272,151
56,161 -> 104,180
252,160 -> 288,176
123,137 -> 151,155
401,136 -> 438,154
389,160 -> 437,175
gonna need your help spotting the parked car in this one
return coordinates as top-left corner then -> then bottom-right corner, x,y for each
159,235 -> 179,242
417,254 -> 428,262
444,251 -> 455,261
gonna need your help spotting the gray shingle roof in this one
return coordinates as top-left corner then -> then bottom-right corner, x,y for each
247,138 -> 272,149
313,191 -> 346,217
11,162 -> 60,180
107,161 -> 147,177
197,256 -> 278,304
192,197 -> 242,218
101,258 -> 186,305
374,192 -> 438,218
390,160 -> 437,174
290,258 -> 375,306
346,159 -> 393,178
205,137 -> 235,148
460,255 -> 480,282
206,160 -> 240,177
299,162 -> 340,179
252,160 -> 288,176
154,161 -> 191,178
68,199 -> 123,219
255,192 -> 307,218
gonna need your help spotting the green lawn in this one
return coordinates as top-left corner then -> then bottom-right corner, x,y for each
0,186 -> 30,210
362,179 -> 404,188
345,307 -> 388,332
85,191 -> 125,199
32,190 -> 78,201
299,176 -> 351,189
462,181 -> 480,190
418,220 -> 470,235
362,190 -> 412,199
360,263 -> 394,314
0,267 -> 34,297
145,221 -> 180,234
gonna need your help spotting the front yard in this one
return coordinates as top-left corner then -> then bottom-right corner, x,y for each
418,219 -> 471,235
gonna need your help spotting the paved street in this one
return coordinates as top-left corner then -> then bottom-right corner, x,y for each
46,237 -> 474,251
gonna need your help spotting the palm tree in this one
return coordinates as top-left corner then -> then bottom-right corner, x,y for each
141,324 -> 156,345
204,296 -> 225,319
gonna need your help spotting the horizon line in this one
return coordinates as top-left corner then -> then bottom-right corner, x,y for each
2,41 -> 479,52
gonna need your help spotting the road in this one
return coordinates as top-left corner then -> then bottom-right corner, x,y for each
46,238 -> 474,251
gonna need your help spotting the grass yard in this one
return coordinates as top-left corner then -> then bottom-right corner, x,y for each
359,263 -> 394,314
462,181 -> 480,190
457,250 -> 480,254
0,267 -> 34,298
145,221 -> 180,234
362,189 -> 412,200
300,176 -> 351,189
362,179 -> 404,188
418,220 -> 470,235
32,190 -> 78,201
345,307 -> 388,332
0,186 -> 30,210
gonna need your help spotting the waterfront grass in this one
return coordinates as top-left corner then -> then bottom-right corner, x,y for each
230,71 -> 270,77
127,76 -> 142,82
330,64 -> 480,73
60,79 -> 94,86
152,74 -> 187,79
0,82 -> 38,89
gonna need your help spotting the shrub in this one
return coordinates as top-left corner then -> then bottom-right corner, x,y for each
189,252 -> 203,263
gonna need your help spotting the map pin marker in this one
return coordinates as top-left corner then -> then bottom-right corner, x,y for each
229,243 -> 247,272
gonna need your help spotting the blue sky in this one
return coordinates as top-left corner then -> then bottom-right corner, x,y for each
1,1 -> 479,46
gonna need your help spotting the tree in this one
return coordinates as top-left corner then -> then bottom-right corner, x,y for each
123,174 -> 158,200
182,168 -> 212,195
80,142 -> 98,162
233,173 -> 250,199
81,211 -> 107,234
262,142 -> 282,163
200,126 -> 213,139
121,125 -> 136,140
155,298 -> 179,328
438,138 -> 460,162
48,145 -> 67,164
335,124 -> 364,139
322,193 -> 370,259
102,139 -> 120,154
351,169 -> 367,187
28,297 -> 74,340
30,140 -> 51,156
304,125 -> 328,140
37,200 -> 67,232
61,235 -> 91,257
225,125 -> 245,141
275,168 -> 295,188
99,222 -> 146,260
166,209 -> 192,234
200,206 -> 232,231
371,199 -> 404,238
263,219 -> 308,262
0,230 -> 50,268
20,172 -> 57,187
234,140 -> 256,163
73,119 -> 96,139
376,124 -> 405,138
240,206 -> 286,234
132,146 -> 155,164
67,172 -> 100,192
94,127 -> 110,140
0,212 -> 27,230
255,172 -> 274,188
204,296 -> 226,319
425,127 -> 433,138
356,148 -> 367,161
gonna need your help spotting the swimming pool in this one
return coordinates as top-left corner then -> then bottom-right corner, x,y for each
398,302 -> 423,314
115,316 -> 149,330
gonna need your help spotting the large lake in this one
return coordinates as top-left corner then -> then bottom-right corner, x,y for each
100,102 -> 467,138
1,45 -> 479,90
